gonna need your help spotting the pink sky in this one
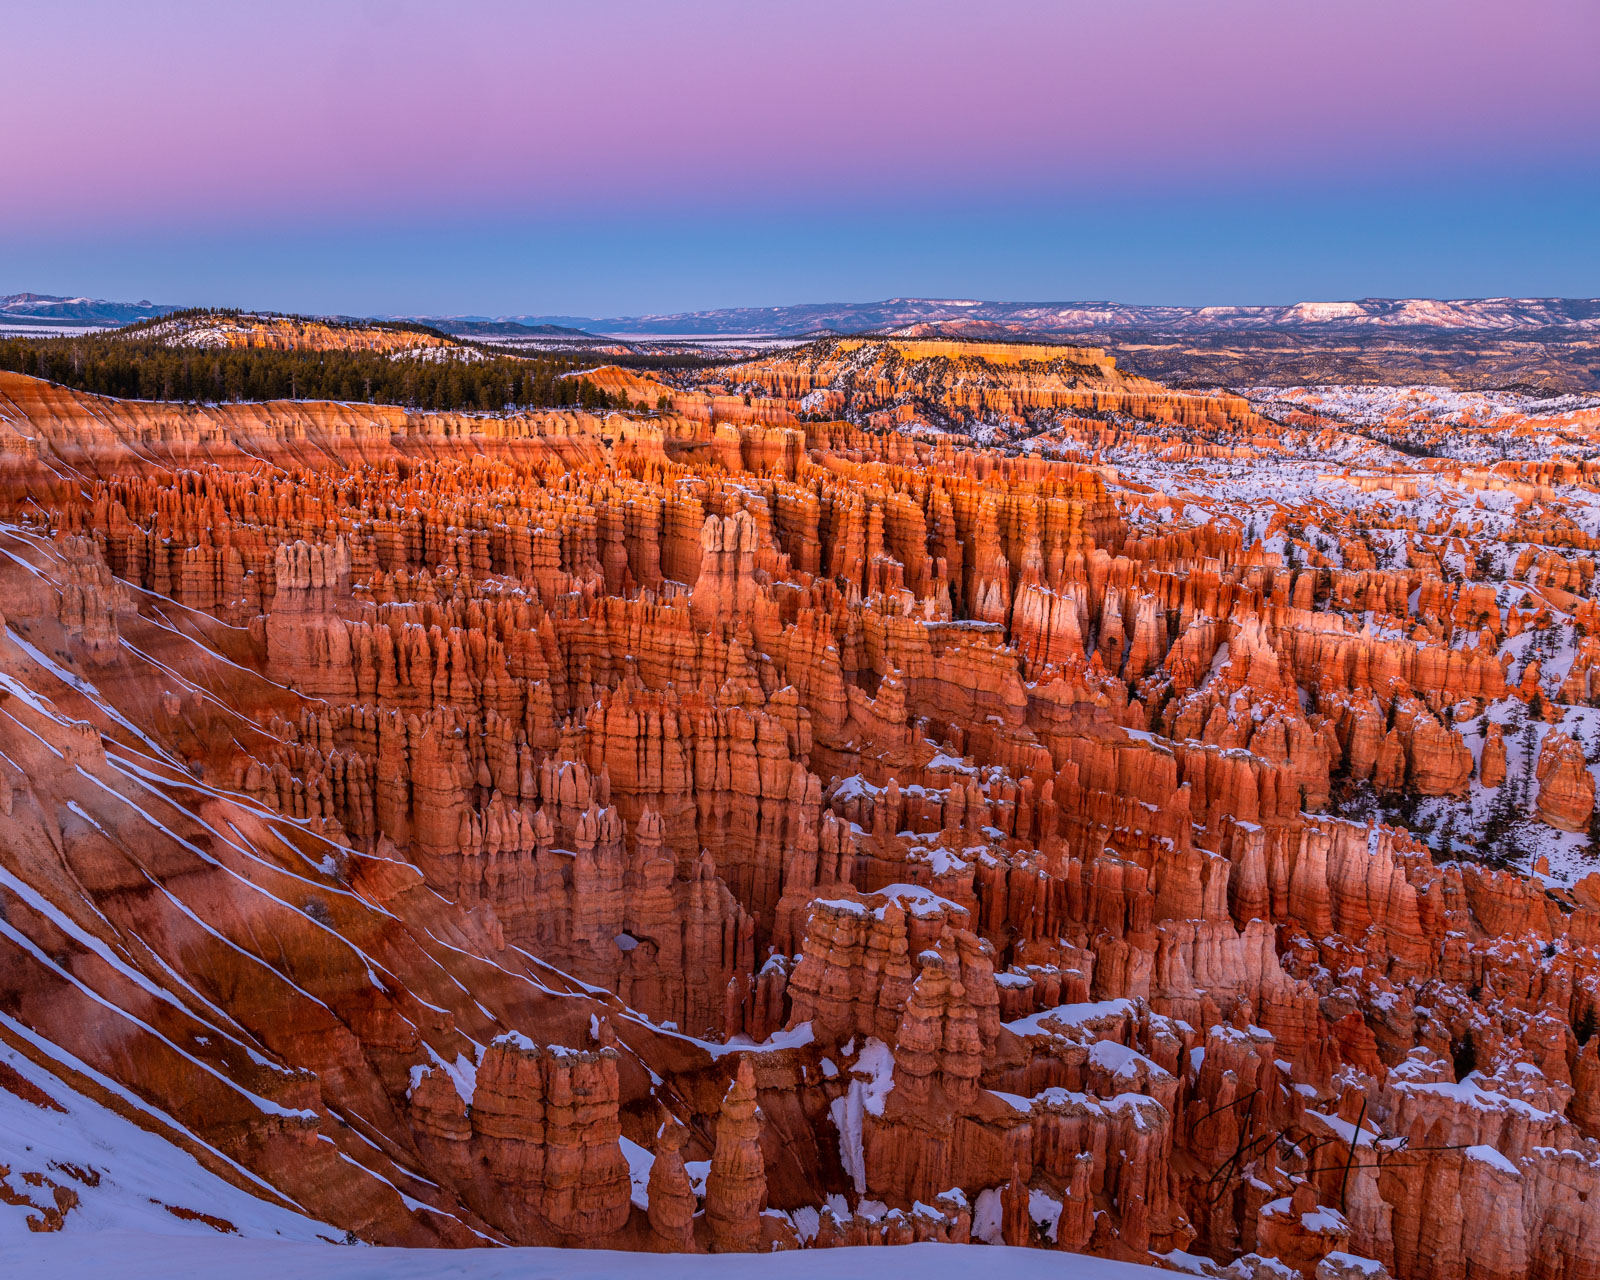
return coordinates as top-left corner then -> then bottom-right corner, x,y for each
6,0 -> 1598,313
10,0 -> 1596,228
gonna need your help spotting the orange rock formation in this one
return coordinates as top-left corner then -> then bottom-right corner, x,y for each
0,357 -> 1597,1280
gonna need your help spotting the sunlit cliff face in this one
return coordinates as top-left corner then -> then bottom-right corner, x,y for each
0,347 -> 1598,1273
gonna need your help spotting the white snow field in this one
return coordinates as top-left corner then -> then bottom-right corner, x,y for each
1,1234 -> 1173,1280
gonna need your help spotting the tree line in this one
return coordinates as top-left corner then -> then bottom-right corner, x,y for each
0,332 -> 620,413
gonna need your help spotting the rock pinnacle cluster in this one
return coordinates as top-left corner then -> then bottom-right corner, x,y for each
0,341 -> 1597,1278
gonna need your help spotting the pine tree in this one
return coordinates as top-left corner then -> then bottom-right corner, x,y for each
1518,721 -> 1539,817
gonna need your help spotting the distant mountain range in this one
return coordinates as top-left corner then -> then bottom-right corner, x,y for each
0,293 -> 180,327
422,319 -> 598,340
409,297 -> 1600,339
11,292 -> 1600,346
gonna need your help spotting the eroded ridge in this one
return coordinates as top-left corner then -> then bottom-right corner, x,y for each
0,359 -> 1597,1279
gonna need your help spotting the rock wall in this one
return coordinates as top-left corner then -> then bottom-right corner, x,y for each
0,364 -> 1596,1277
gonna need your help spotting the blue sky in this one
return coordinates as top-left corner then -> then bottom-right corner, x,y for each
6,0 -> 1598,315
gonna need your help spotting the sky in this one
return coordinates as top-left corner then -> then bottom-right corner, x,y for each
5,0 -> 1598,317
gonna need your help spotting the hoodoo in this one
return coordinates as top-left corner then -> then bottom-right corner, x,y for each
0,337 -> 1597,1278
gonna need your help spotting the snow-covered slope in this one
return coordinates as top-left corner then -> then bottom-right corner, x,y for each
3,1236 -> 1174,1280
0,1034 -> 332,1243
